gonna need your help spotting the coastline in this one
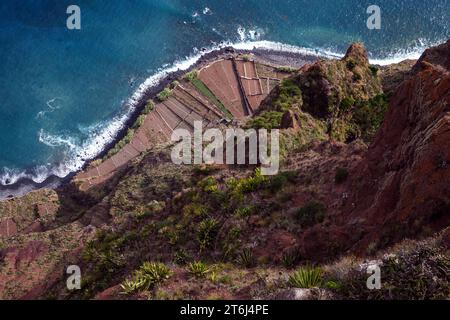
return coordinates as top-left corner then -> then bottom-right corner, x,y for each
0,45 -> 321,201
1,38 -> 428,201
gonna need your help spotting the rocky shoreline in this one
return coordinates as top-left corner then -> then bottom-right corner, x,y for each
0,46 -> 320,201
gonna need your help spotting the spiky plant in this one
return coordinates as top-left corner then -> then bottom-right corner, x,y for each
238,248 -> 256,268
139,262 -> 172,284
289,266 -> 324,288
187,261 -> 210,278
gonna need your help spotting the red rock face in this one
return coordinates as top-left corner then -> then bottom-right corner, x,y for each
301,41 -> 450,259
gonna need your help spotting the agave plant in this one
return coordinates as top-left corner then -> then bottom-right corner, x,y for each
120,278 -> 143,295
238,248 -> 256,268
187,261 -> 210,278
120,262 -> 172,295
289,266 -> 324,288
139,262 -> 172,284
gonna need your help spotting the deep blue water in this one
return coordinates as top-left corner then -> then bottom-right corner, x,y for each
0,0 -> 449,190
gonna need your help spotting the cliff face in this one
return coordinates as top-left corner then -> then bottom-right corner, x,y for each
0,42 -> 449,300
300,40 -> 450,259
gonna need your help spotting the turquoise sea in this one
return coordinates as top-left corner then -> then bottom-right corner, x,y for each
0,0 -> 449,196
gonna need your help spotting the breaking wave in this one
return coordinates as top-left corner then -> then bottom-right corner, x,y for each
0,27 -> 441,198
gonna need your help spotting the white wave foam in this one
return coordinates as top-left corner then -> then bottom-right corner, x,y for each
203,7 -> 212,15
1,30 -> 440,189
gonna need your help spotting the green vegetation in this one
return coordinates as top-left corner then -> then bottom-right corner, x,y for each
132,114 -> 146,130
228,168 -> 269,196
335,238 -> 450,299
184,70 -> 198,82
120,262 -> 172,294
234,205 -> 256,219
185,70 -> 233,119
241,54 -> 252,61
188,261 -> 211,278
276,66 -> 297,73
335,167 -> 349,184
352,94 -> 389,142
174,249 -> 190,265
144,100 -> 155,114
295,201 -> 326,228
369,65 -> 379,77
197,218 -> 220,250
245,111 -> 283,129
282,248 -> 300,269
352,72 -> 362,82
340,96 -> 356,113
271,78 -> 303,112
104,127 -> 135,159
268,171 -> 298,193
346,59 -> 357,70
238,248 -> 256,268
157,88 -> 173,102
289,266 -> 324,288
99,99 -> 157,161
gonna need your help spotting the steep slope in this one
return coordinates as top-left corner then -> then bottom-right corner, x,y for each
0,42 -> 448,300
300,40 -> 450,259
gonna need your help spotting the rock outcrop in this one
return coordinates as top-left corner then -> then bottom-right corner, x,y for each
296,42 -> 383,119
300,40 -> 450,259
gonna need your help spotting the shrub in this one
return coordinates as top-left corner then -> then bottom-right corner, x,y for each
325,280 -> 342,290
272,78 -> 303,112
352,94 -> 389,142
143,100 -> 155,114
174,249 -> 190,265
238,248 -> 256,268
234,205 -> 256,219
346,59 -> 357,70
289,266 -> 324,288
132,114 -> 146,129
241,54 -> 252,61
197,218 -> 220,250
245,111 -> 283,130
335,167 -> 349,184
282,248 -> 301,269
353,72 -> 362,81
337,238 -> 450,299
187,261 -> 210,278
157,88 -> 172,102
295,201 -> 326,228
268,171 -> 298,193
120,278 -> 142,295
369,65 -> 379,76
340,97 -> 355,113
198,176 -> 219,193
120,262 -> 172,294
183,203 -> 209,218
231,168 -> 269,195
184,70 -> 198,82
139,262 -> 172,284
276,66 -> 297,73
104,128 -> 135,159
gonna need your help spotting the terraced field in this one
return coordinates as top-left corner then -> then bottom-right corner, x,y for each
74,56 -> 291,191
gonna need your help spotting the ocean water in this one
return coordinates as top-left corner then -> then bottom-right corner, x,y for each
0,0 -> 449,194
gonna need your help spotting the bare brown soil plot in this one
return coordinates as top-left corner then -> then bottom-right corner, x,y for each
199,59 -> 246,118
